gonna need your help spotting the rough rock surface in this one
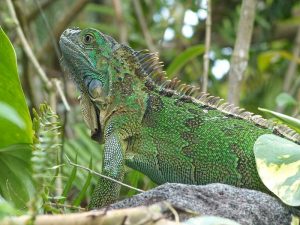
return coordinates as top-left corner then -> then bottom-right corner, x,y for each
109,183 -> 292,225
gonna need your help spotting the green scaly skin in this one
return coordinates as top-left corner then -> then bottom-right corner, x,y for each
59,28 -> 294,209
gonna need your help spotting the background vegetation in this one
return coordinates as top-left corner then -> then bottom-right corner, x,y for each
0,0 -> 300,217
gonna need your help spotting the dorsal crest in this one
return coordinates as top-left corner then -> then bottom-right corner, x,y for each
133,49 -> 300,143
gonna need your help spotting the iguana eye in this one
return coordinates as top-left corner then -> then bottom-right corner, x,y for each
83,33 -> 94,44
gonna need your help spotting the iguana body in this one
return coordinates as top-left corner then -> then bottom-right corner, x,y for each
59,28 -> 300,208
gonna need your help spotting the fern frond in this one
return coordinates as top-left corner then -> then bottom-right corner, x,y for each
29,104 -> 62,215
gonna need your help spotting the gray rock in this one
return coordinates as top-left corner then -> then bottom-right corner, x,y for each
109,183 -> 292,225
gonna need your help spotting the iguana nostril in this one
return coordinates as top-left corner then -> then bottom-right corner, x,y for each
88,79 -> 103,99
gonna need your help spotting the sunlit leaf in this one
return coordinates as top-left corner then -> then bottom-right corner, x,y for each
254,134 -> 300,206
279,16 -> 300,26
0,197 -> 20,219
166,45 -> 205,77
0,102 -> 25,129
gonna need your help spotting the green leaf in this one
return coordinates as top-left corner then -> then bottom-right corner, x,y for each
0,144 -> 34,208
72,158 -> 93,206
0,102 -> 25,129
166,45 -> 205,78
258,107 -> 300,133
59,155 -> 78,204
0,27 -> 32,148
0,27 -> 34,208
276,92 -> 297,108
63,123 -> 102,189
254,134 -> 300,206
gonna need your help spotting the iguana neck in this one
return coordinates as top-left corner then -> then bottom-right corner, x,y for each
94,60 -> 148,132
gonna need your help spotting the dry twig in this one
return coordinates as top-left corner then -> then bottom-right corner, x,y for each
283,26 -> 300,93
5,0 -> 70,111
65,155 -> 145,193
1,203 -> 177,225
37,0 -> 89,59
112,0 -> 128,43
132,0 -> 157,52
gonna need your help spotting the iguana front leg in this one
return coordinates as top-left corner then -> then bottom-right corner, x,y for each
89,126 -> 126,209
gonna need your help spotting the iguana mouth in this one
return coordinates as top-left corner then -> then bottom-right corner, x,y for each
79,93 -> 103,144
90,103 -> 102,143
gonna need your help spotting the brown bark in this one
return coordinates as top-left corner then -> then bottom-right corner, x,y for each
227,0 -> 257,105
1,203 -> 178,225
202,0 -> 212,93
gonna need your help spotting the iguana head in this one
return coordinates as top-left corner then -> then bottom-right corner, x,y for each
59,28 -> 119,100
59,28 -> 147,141
60,28 -> 117,142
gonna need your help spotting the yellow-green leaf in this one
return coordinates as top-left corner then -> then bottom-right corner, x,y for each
257,50 -> 300,73
254,134 -> 300,206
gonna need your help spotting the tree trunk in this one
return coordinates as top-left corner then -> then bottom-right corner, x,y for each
227,0 -> 257,105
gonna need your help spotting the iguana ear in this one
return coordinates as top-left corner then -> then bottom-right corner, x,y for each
79,93 -> 102,143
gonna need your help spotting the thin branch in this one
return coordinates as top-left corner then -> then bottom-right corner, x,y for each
45,202 -> 86,211
6,0 -> 51,89
21,49 -> 37,109
53,79 -> 71,111
1,203 -> 176,225
26,0 -> 58,22
6,0 -> 70,111
202,0 -> 211,92
37,0 -> 89,59
65,155 -> 145,193
132,0 -> 157,52
112,0 -> 128,43
291,76 -> 300,96
164,202 -> 180,223
33,0 -> 61,59
227,0 -> 257,105
283,26 -> 300,92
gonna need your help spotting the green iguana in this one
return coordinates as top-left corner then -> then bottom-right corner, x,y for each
59,27 -> 300,209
